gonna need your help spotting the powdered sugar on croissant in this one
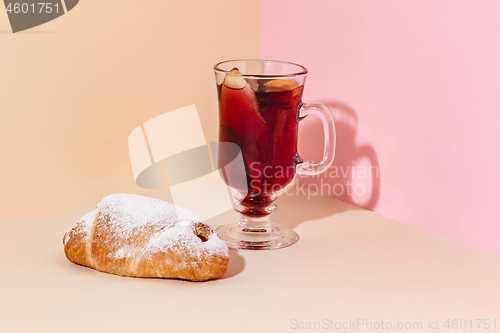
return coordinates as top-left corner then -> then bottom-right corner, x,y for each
63,194 -> 229,281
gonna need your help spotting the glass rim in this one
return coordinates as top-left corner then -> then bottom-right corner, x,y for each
214,59 -> 308,78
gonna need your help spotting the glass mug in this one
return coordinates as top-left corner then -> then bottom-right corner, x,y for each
214,59 -> 336,250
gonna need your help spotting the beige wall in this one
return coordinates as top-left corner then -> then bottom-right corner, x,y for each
0,0 -> 260,219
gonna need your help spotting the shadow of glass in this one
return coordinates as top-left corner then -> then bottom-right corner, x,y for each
295,100 -> 381,211
272,186 -> 363,230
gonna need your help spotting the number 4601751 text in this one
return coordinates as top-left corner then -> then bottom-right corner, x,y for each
6,3 -> 60,14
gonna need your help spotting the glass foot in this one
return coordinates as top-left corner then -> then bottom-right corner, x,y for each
216,222 -> 299,250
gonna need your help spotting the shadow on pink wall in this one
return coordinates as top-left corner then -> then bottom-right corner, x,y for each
295,100 -> 381,211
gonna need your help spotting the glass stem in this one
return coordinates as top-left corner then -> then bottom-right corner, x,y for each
238,215 -> 273,233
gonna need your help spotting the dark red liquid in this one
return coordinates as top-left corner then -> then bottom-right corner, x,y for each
218,80 -> 303,216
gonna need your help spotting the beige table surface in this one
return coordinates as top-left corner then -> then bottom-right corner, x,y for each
1,188 -> 499,333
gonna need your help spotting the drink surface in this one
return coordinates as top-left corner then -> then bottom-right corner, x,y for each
218,78 -> 304,199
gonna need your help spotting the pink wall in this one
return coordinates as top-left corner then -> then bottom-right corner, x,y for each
261,0 -> 500,255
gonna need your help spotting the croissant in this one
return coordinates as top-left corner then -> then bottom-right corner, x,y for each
63,194 -> 229,281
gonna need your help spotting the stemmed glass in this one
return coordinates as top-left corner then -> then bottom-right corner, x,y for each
214,60 -> 336,250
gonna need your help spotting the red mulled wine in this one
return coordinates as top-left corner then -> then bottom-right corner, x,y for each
217,70 -> 303,216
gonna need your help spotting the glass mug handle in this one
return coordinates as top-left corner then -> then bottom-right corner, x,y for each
296,103 -> 337,176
